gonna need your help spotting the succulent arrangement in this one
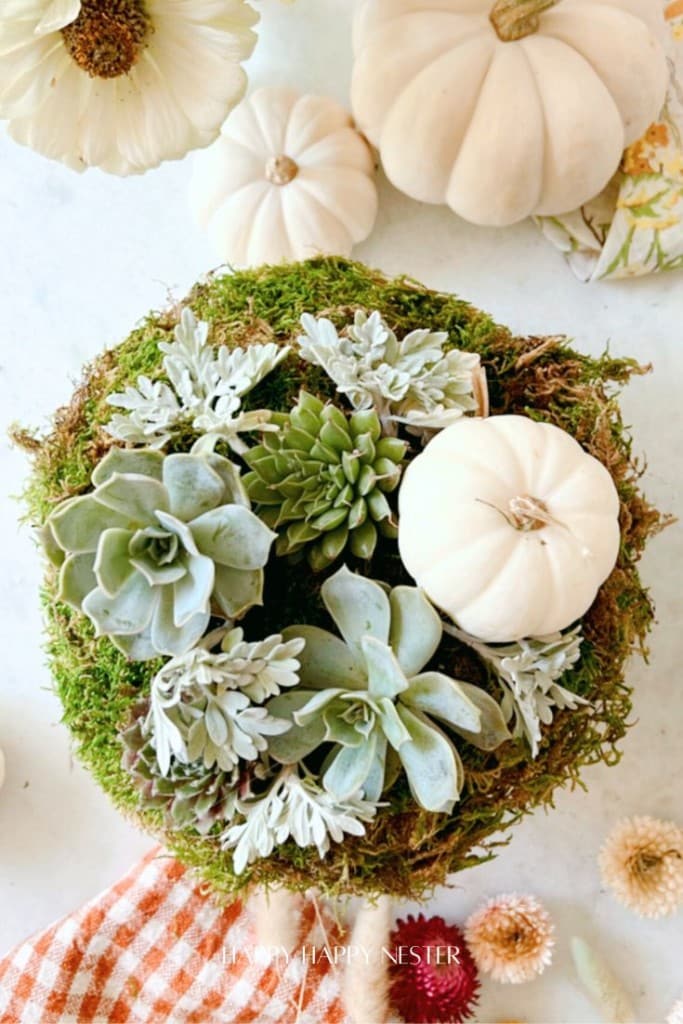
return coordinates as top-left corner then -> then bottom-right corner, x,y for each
35,296 -> 616,873
28,260 -> 660,899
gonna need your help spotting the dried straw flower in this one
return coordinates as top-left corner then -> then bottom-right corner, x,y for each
599,816 -> 683,918
389,914 -> 480,1023
667,998 -> 683,1024
465,893 -> 555,984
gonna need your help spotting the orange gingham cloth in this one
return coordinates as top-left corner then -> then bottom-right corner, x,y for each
0,846 -> 349,1024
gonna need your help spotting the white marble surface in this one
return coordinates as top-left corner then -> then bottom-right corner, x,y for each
0,1 -> 681,1021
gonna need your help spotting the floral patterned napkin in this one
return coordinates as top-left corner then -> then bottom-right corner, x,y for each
537,0 -> 683,281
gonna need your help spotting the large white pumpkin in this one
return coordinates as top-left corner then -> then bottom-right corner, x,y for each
190,87 -> 378,266
351,0 -> 668,226
398,415 -> 620,641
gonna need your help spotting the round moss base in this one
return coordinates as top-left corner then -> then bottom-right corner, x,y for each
23,257 -> 664,901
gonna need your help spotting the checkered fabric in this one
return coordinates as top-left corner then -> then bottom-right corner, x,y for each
0,847 -> 348,1024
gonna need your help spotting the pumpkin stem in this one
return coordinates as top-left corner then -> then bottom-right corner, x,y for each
266,154 -> 299,186
489,0 -> 559,42
472,366 -> 490,418
508,495 -> 553,531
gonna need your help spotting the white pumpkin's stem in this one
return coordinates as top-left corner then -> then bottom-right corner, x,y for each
342,896 -> 393,1024
476,494 -> 564,532
266,154 -> 299,186
251,886 -> 304,956
508,494 -> 555,531
473,365 -> 490,418
489,0 -> 559,41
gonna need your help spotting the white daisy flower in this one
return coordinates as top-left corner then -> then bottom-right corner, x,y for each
0,0 -> 259,174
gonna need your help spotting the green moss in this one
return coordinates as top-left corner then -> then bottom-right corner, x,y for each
23,257 -> 664,901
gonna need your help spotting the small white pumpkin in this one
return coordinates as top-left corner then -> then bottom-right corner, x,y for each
398,415 -> 620,641
351,0 -> 668,227
190,87 -> 378,266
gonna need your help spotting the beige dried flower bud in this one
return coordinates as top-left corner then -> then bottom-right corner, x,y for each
599,816 -> 683,918
465,893 -> 554,984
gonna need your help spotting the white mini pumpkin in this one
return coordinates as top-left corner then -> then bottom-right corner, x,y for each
190,87 -> 378,267
398,415 -> 620,641
351,0 -> 668,227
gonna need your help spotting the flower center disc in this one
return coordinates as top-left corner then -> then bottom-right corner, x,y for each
61,0 -> 151,79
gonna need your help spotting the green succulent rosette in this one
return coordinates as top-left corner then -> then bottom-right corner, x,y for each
268,567 -> 509,813
243,391 -> 406,570
43,447 -> 275,659
121,709 -> 243,835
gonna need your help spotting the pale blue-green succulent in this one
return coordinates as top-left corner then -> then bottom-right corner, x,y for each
267,566 -> 510,813
43,447 -> 276,659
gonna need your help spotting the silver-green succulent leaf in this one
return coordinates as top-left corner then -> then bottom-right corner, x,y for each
243,390 -> 406,571
45,447 -> 276,659
297,310 -> 484,432
447,623 -> 586,757
221,766 -> 378,875
106,307 -> 289,451
267,566 -> 510,813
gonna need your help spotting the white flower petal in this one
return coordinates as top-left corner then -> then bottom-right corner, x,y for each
149,18 -> 247,134
0,36 -> 69,117
9,60 -> 89,171
35,0 -> 81,36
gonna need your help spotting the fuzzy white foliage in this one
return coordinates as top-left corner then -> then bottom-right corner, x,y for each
451,625 -> 585,757
146,629 -> 304,775
343,897 -> 393,1024
571,937 -> 635,1024
222,768 -> 378,874
106,308 -> 288,449
297,310 -> 482,430
219,628 -> 306,703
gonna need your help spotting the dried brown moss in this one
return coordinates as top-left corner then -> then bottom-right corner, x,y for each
19,257 -> 666,901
